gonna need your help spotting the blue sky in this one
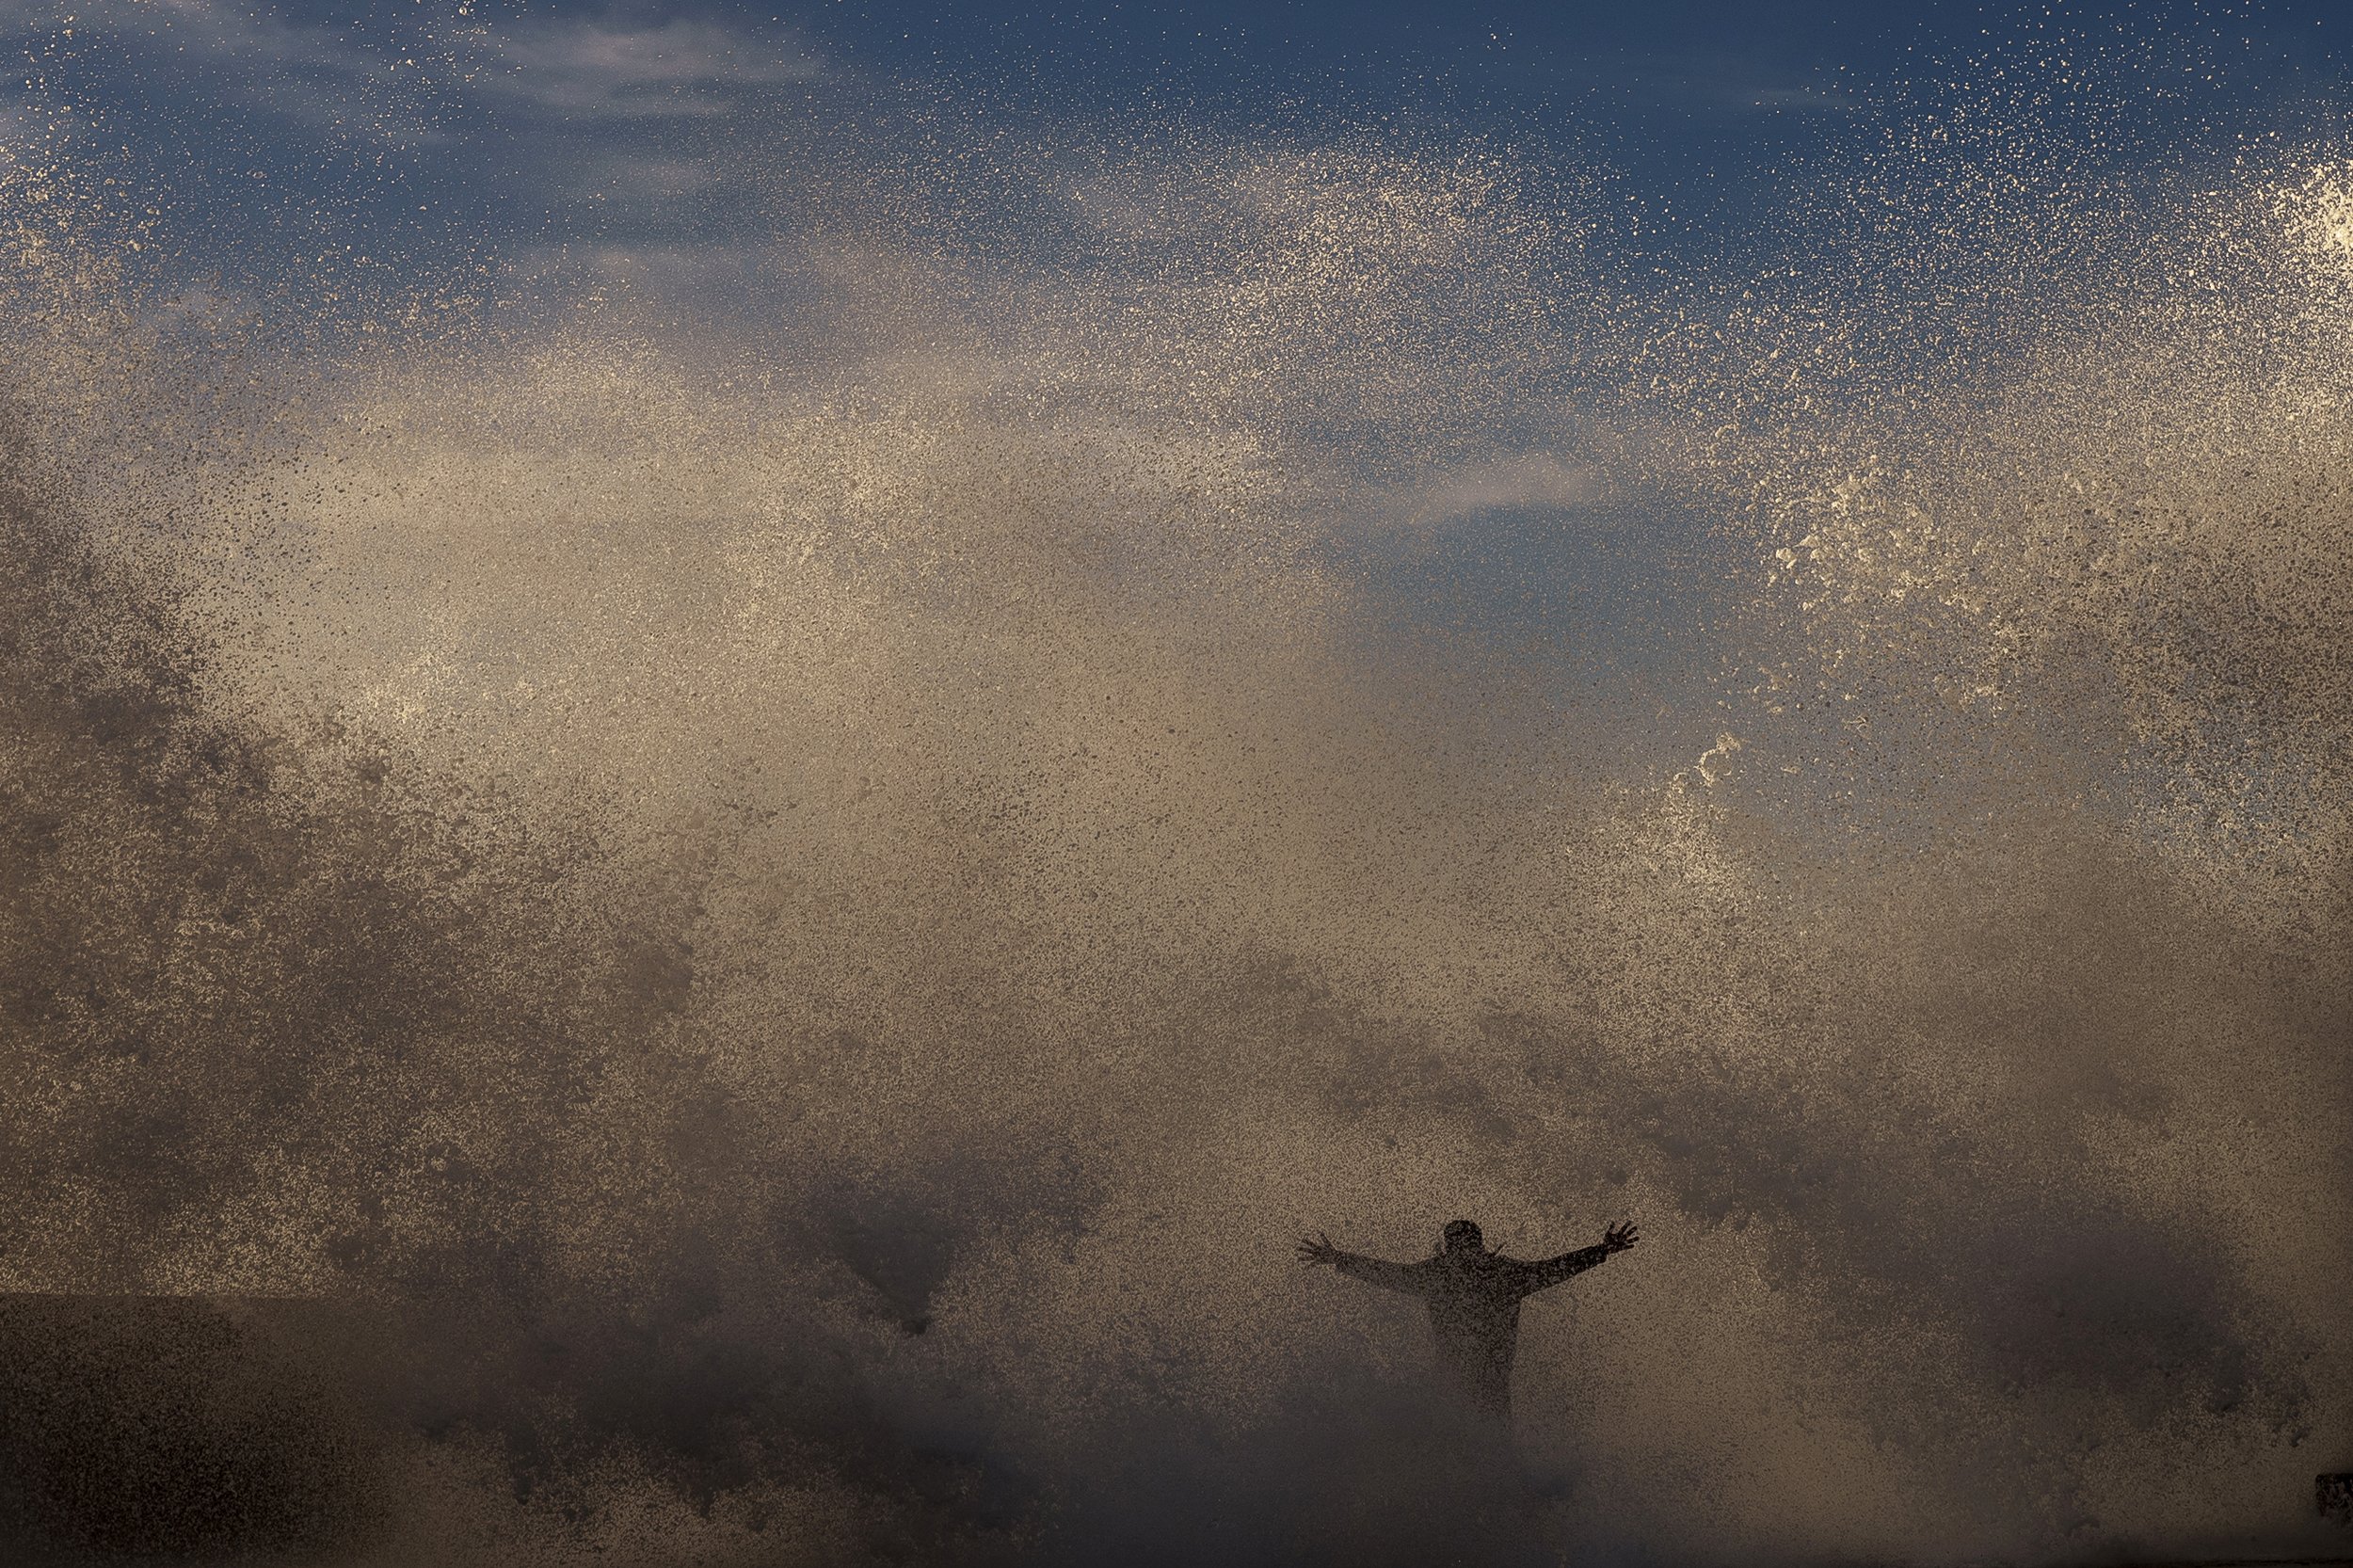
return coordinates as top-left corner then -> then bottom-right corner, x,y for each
11,0 -> 2353,304
9,0 -> 2353,813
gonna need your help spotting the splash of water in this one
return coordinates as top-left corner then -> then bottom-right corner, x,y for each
0,52 -> 2348,1568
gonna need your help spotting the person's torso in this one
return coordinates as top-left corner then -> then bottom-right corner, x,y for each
1417,1255 -> 1525,1356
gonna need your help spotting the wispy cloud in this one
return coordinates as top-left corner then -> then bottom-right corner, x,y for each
490,17 -> 824,119
4,0 -> 451,146
4,4 -> 827,145
5,2 -> 328,75
1379,454 -> 1605,530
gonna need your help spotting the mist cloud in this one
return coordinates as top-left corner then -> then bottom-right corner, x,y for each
0,88 -> 2347,1568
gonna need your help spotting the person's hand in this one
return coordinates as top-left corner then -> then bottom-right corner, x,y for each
1297,1231 -> 1341,1268
1603,1220 -> 1640,1254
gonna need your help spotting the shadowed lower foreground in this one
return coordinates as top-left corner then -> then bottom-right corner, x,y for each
3,1291 -> 2347,1568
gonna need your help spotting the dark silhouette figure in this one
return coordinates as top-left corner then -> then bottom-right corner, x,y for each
1299,1218 -> 1639,1420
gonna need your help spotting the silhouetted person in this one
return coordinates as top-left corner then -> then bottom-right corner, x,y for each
1299,1218 -> 1639,1420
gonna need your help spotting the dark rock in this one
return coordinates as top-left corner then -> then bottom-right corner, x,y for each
0,1293 -> 392,1562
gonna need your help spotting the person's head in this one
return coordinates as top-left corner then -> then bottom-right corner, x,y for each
1442,1219 -> 1483,1255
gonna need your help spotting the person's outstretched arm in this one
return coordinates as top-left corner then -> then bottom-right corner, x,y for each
1517,1220 -> 1639,1295
1297,1231 -> 1424,1293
